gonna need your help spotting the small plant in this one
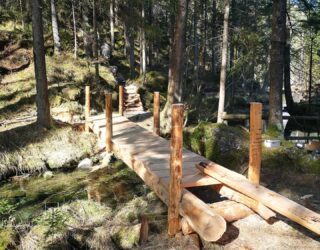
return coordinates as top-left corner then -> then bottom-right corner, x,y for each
33,208 -> 67,238
0,199 -> 16,222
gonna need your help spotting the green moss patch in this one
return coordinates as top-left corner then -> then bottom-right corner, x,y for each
185,122 -> 249,171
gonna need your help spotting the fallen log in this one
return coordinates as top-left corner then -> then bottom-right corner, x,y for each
197,162 -> 320,235
181,200 -> 253,235
209,200 -> 254,222
213,185 -> 276,221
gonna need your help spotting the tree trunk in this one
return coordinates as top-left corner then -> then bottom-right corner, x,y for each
19,0 -> 24,29
161,0 -> 188,132
93,0 -> 99,83
31,0 -> 51,128
308,37 -> 314,107
217,0 -> 230,123
193,0 -> 200,92
110,0 -> 115,49
140,0 -> 146,81
284,27 -> 294,113
82,9 -> 93,58
123,22 -> 129,57
124,21 -> 135,78
129,33 -> 135,78
211,0 -> 217,75
50,0 -> 61,54
268,0 -> 286,128
72,0 -> 77,58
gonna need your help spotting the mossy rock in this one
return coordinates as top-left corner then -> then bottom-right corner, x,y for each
0,227 -> 16,250
114,197 -> 148,224
112,224 -> 141,249
186,122 -> 249,171
61,87 -> 81,101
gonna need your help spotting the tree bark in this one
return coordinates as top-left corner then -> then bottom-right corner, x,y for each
268,0 -> 286,128
72,0 -> 77,58
31,0 -> 51,128
19,0 -> 24,29
211,0 -> 217,75
161,0 -> 188,132
93,0 -> 99,83
140,0 -> 146,82
193,0 -> 200,92
50,0 -> 61,54
110,0 -> 115,49
308,37 -> 314,107
284,27 -> 294,113
217,0 -> 230,123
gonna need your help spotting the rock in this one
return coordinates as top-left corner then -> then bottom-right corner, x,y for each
61,87 -> 80,101
101,153 -> 113,167
78,158 -> 93,169
46,146 -> 82,169
112,224 -> 141,249
43,171 -> 54,179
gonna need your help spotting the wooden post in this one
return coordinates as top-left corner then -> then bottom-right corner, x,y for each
168,104 -> 184,236
85,85 -> 90,132
105,92 -> 112,153
119,85 -> 124,116
153,92 -> 160,135
248,102 -> 262,185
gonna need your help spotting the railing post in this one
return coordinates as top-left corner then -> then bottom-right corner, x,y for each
119,85 -> 124,116
153,92 -> 160,135
168,103 -> 184,236
85,85 -> 90,132
248,102 -> 262,185
105,92 -> 113,153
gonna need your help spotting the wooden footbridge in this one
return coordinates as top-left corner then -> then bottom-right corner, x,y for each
84,85 -> 320,242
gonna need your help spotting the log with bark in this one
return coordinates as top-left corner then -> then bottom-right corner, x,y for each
197,162 -> 320,235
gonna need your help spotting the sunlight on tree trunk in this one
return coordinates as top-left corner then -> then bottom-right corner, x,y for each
161,0 -> 187,132
31,0 -> 51,128
217,0 -> 230,124
269,0 -> 286,128
51,0 -> 61,55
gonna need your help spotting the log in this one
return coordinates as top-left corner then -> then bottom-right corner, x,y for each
139,215 -> 149,245
213,185 -> 276,221
181,200 -> 253,235
105,93 -> 112,153
248,102 -> 262,184
180,190 -> 226,241
153,92 -> 160,136
181,217 -> 193,235
222,113 -> 320,121
168,104 -> 184,236
197,162 -> 320,235
119,85 -> 124,116
85,85 -> 90,132
209,200 -> 254,222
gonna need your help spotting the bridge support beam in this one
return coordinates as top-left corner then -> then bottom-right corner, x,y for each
105,92 -> 113,153
85,85 -> 90,132
119,85 -> 124,116
153,92 -> 160,135
248,102 -> 262,184
168,104 -> 184,236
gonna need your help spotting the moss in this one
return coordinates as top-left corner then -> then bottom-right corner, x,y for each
112,224 -> 141,249
262,146 -> 320,174
185,122 -> 249,170
0,227 -> 15,250
264,124 -> 282,139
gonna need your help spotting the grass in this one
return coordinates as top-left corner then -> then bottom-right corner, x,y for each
0,123 -> 98,178
0,53 -> 116,121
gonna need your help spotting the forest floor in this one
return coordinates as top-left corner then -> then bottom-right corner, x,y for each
0,27 -> 320,248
